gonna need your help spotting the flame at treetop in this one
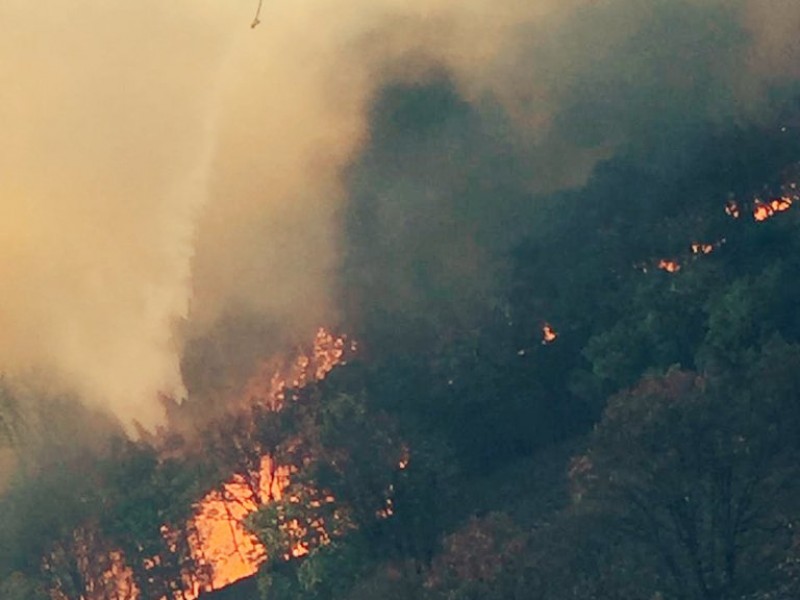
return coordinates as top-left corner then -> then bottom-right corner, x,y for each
188,328 -> 353,596
239,328 -> 355,410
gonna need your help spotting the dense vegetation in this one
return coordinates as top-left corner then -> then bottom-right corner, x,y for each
3,78 -> 800,600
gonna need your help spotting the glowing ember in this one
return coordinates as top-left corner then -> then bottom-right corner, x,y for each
753,196 -> 793,221
398,446 -> 410,470
658,259 -> 681,273
725,199 -> 741,218
691,242 -> 714,255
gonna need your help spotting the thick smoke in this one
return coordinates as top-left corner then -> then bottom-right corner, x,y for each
341,0 -> 800,348
2,0 -> 798,427
0,1 -> 245,427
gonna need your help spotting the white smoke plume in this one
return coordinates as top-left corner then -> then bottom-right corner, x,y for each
1,0 -> 797,428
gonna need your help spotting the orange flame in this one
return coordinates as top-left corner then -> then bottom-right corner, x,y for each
92,329 -> 353,600
240,328 -> 355,410
189,458 -> 282,593
188,328 -> 351,596
658,259 -> 681,273
690,242 -> 714,255
542,324 -> 558,344
753,196 -> 793,221
725,199 -> 740,219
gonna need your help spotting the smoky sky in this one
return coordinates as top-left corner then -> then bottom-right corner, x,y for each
341,0 -> 800,343
1,0 -> 799,428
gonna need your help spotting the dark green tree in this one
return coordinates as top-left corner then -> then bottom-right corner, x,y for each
575,364 -> 800,600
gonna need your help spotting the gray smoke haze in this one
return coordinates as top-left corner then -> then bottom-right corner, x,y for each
1,0 -> 798,428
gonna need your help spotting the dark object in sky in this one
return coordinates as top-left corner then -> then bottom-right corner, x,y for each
251,0 -> 263,28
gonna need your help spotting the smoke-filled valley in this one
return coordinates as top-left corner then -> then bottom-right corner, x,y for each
4,1 -> 800,599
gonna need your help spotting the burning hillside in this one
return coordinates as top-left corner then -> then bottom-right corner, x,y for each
188,328 -> 353,596
4,1 -> 800,599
